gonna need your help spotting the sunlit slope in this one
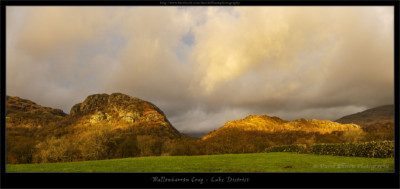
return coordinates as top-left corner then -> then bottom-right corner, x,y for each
6,96 -> 67,128
203,114 -> 362,140
69,93 -> 181,138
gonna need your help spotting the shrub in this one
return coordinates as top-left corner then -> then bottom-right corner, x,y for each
77,125 -> 119,160
116,135 -> 140,158
310,141 -> 394,158
7,135 -> 37,164
33,136 -> 78,163
265,144 -> 307,153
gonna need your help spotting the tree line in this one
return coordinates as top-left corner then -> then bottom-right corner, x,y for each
6,120 -> 394,164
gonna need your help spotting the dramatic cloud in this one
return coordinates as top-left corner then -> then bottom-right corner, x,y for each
6,6 -> 394,133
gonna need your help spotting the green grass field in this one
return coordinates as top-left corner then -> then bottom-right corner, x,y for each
6,152 -> 394,172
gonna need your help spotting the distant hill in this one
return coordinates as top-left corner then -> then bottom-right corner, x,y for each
335,105 -> 394,126
200,114 -> 364,154
6,96 -> 67,128
335,105 -> 394,142
203,114 -> 361,140
182,132 -> 208,138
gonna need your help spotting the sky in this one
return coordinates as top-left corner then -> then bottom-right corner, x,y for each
6,6 -> 394,133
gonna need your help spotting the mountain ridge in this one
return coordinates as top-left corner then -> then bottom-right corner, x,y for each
6,95 -> 67,128
203,114 -> 361,140
335,105 -> 394,126
6,93 -> 181,138
6,95 -> 67,116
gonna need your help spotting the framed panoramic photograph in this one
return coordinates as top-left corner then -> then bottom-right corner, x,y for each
1,0 -> 399,188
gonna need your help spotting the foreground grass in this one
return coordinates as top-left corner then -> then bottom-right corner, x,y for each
6,152 -> 394,172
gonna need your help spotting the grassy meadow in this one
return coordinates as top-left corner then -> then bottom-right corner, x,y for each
6,152 -> 394,172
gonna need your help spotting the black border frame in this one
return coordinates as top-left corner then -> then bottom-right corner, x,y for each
1,0 -> 399,188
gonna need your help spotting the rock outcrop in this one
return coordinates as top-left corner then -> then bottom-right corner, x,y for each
6,93 -> 181,138
70,93 -> 181,138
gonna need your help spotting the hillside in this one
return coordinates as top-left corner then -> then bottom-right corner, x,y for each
6,96 -> 67,128
199,114 -> 365,155
6,94 -> 394,164
335,105 -> 394,142
6,93 -> 181,137
6,93 -> 183,164
68,93 -> 181,138
203,114 -> 361,140
335,105 -> 394,126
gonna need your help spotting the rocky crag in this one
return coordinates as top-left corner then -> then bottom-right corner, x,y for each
69,93 -> 181,138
